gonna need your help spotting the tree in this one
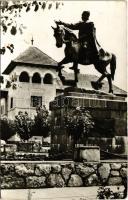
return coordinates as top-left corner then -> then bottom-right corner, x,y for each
10,106 -> 50,141
0,116 -> 16,141
32,106 -> 50,138
0,0 -> 64,54
14,111 -> 34,141
63,107 -> 94,148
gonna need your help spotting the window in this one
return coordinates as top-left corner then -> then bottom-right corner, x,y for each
32,72 -> 41,83
43,73 -> 53,84
31,96 -> 42,107
10,97 -> 13,108
19,71 -> 29,82
1,105 -> 4,114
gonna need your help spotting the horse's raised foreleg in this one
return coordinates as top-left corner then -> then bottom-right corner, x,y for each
57,57 -> 71,70
57,57 -> 71,85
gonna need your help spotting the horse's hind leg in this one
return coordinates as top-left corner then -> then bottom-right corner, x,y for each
91,63 -> 106,90
99,71 -> 113,93
97,74 -> 105,83
100,71 -> 113,93
106,73 -> 113,93
93,63 -> 113,93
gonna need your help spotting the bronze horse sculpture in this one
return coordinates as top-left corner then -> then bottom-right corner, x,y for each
52,24 -> 116,93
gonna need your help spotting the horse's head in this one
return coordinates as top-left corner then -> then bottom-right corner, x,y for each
52,24 -> 64,48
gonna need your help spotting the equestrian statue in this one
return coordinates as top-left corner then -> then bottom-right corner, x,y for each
52,11 -> 116,93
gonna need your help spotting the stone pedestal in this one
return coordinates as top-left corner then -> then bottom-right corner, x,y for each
74,146 -> 100,162
50,87 -> 127,160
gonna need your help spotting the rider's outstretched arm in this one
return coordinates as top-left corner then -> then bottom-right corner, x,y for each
56,21 -> 80,30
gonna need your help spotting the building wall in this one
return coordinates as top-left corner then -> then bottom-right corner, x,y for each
6,65 -> 61,119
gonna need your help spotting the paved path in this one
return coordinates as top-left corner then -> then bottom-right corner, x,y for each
0,186 -> 124,200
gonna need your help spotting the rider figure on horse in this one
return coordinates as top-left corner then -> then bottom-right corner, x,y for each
54,12 -> 116,93
56,11 -> 100,68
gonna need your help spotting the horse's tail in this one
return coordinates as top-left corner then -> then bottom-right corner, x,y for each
110,54 -> 116,80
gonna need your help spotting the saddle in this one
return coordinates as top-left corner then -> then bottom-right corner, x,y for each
80,42 -> 111,64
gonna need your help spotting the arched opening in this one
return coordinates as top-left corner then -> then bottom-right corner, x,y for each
32,72 -> 41,83
19,71 -> 29,82
43,73 -> 53,84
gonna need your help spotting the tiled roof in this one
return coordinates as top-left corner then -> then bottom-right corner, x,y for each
3,46 -> 58,74
14,46 -> 58,66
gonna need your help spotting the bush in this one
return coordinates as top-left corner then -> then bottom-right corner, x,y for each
0,117 -> 15,141
63,107 -> 94,147
15,111 -> 34,141
97,186 -> 124,199
31,106 -> 50,138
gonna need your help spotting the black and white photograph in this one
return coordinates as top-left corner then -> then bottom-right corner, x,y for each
0,0 -> 127,199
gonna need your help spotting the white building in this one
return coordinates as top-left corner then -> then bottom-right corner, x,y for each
1,46 -> 62,119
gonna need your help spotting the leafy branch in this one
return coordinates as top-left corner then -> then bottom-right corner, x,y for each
0,0 -> 64,54
0,44 -> 14,55
5,72 -> 17,89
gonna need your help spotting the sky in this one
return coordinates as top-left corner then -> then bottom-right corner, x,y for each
1,0 -> 127,91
